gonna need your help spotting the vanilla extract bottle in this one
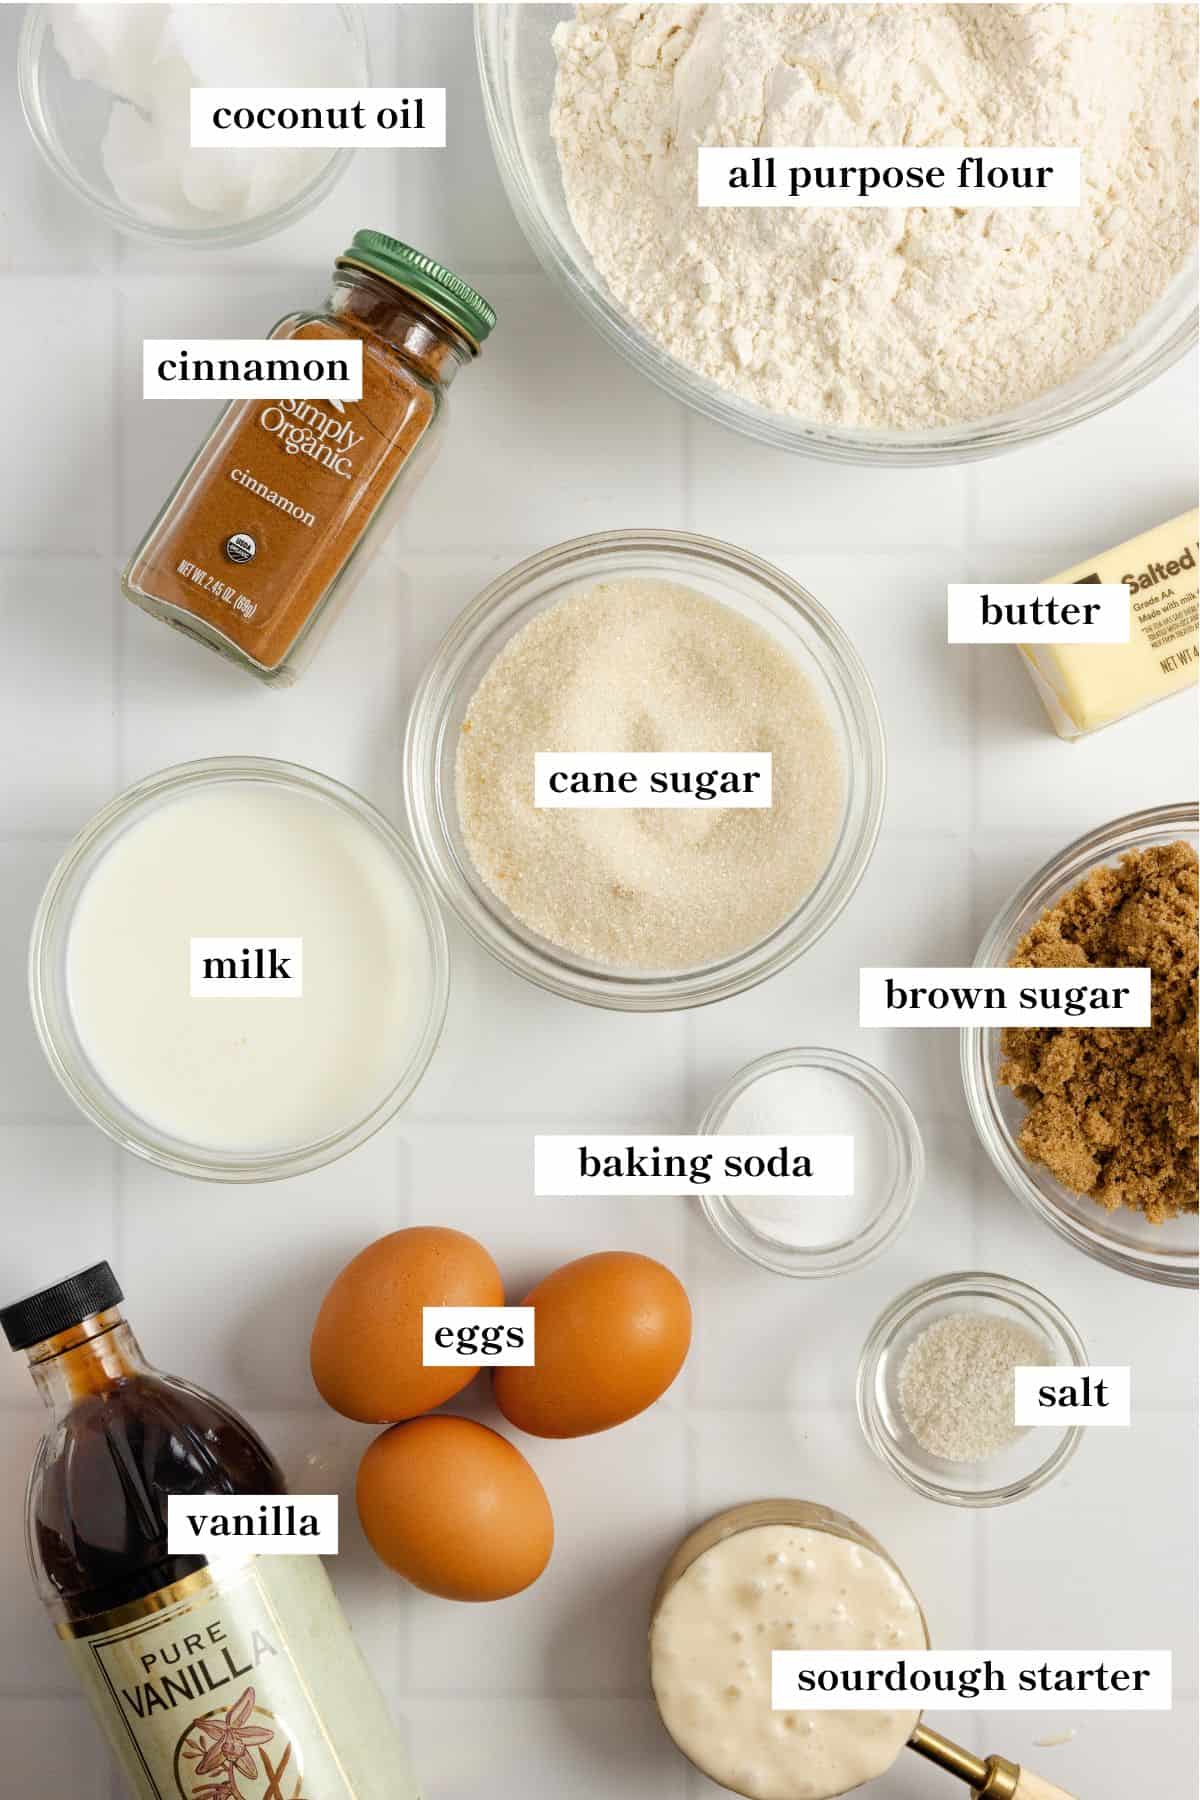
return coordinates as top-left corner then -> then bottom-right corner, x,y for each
3,1263 -> 420,1800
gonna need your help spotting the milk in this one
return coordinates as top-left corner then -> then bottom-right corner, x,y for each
66,780 -> 433,1153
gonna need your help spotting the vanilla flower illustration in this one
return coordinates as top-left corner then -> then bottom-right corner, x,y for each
192,1686 -> 274,1780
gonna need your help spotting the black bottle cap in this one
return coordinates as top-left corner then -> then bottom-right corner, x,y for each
0,1263 -> 124,1352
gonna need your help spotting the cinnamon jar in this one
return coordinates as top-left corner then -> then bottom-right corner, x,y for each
123,230 -> 494,683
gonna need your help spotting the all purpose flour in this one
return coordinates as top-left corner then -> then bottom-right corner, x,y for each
551,4 -> 1198,430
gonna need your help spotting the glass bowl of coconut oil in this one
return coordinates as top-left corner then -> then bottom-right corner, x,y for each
18,3 -> 368,247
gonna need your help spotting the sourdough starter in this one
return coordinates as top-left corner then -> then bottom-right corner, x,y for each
651,1523 -> 926,1799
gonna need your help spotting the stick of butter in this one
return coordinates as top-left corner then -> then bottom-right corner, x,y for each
1018,509 -> 1198,737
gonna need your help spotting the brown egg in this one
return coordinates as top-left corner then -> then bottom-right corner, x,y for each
310,1227 -> 504,1423
494,1251 -> 691,1438
356,1415 -> 554,1601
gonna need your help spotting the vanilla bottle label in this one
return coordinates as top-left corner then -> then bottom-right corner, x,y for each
59,1556 -> 419,1800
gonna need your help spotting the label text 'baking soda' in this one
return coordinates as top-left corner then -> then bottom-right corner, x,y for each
167,1495 -> 338,1556
771,1650 -> 1170,1711
191,87 -> 446,149
947,585 -> 1131,644
144,339 -> 363,400
859,967 -> 1150,1028
698,147 -> 1080,208
534,1135 -> 854,1195
534,752 -> 772,809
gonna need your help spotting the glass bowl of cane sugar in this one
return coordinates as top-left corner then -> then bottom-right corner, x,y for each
404,530 -> 885,1011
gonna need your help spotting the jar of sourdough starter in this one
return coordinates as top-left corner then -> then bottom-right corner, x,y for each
3,1262 -> 422,1800
123,231 -> 495,683
650,1501 -> 929,1800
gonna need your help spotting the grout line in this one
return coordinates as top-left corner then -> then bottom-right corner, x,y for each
963,459 -> 981,551
678,401 -> 694,532
0,1114 -> 101,1129
398,1686 -> 653,1703
0,1686 -> 84,1703
0,550 -> 113,563
391,1108 -> 975,1129
964,451 -> 990,1670
111,282 -> 125,785
96,258 -> 542,284
110,1137 -> 124,1279
388,539 -> 977,560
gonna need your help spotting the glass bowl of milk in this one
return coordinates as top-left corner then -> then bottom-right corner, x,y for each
29,757 -> 449,1181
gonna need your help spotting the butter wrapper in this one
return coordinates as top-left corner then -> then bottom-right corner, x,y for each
1019,509 -> 1198,737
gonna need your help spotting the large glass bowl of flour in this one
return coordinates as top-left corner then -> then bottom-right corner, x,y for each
477,3 -> 1198,465
404,530 -> 885,1011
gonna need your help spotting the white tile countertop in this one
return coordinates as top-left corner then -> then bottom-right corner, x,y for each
1,6 -> 1197,1799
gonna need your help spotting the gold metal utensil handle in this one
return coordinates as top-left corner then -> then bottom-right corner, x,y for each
909,1724 -> 1078,1800
1007,1774 -> 1079,1800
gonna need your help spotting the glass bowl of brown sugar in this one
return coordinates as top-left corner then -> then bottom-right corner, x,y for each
962,802 -> 1199,1289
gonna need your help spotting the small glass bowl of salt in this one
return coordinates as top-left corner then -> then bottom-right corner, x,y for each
856,1271 -> 1088,1507
696,1047 -> 922,1279
19,4 -> 368,247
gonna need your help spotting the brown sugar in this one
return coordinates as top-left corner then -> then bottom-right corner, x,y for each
999,840 -> 1198,1223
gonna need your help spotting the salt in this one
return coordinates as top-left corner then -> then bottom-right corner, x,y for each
720,1066 -> 893,1250
898,1313 -> 1050,1464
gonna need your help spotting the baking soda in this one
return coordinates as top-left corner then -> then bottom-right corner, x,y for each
721,1066 -> 892,1248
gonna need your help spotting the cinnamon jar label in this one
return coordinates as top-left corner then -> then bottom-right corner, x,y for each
59,1559 -> 365,1799
125,317 -> 435,673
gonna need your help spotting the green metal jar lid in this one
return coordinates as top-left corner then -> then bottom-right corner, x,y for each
338,230 -> 496,349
